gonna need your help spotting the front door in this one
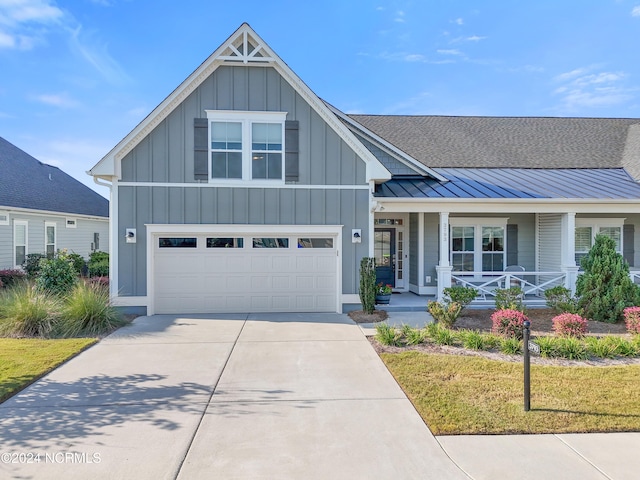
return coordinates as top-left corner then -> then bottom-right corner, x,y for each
375,228 -> 395,288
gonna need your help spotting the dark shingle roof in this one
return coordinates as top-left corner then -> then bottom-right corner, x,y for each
0,136 -> 108,217
375,168 -> 640,200
348,115 -> 640,169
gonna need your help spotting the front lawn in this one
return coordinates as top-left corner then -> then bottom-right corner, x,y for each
0,338 -> 96,403
381,351 -> 640,435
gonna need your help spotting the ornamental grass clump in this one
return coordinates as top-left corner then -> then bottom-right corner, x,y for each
57,282 -> 124,337
0,283 -> 60,338
623,306 -> 640,334
491,309 -> 528,339
552,313 -> 588,337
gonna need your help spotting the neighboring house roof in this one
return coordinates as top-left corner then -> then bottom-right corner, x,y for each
348,114 -> 640,169
375,168 -> 640,200
0,136 -> 109,217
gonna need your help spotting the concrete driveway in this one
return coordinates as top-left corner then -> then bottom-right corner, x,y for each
0,313 -> 468,479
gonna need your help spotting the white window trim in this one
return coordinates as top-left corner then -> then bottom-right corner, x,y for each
575,218 -> 625,253
205,110 -> 287,184
45,221 -> 57,257
449,217 -> 509,272
66,218 -> 77,229
0,211 -> 9,225
14,220 -> 28,268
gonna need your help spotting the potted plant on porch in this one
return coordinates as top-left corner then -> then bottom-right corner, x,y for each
376,282 -> 393,305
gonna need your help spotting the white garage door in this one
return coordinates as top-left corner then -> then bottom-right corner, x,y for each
152,232 -> 338,314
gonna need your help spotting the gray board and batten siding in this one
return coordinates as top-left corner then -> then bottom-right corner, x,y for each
117,65 -> 371,298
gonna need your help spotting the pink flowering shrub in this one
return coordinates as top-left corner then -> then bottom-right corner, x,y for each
552,313 -> 588,337
491,309 -> 529,339
86,276 -> 110,288
623,306 -> 640,335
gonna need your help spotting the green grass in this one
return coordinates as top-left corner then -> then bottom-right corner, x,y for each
0,338 -> 96,403
381,351 -> 640,435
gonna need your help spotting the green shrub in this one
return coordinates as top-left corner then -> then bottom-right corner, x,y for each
555,337 -> 588,360
24,253 -> 46,278
57,282 -> 124,337
544,285 -> 580,314
35,252 -> 78,296
427,300 -> 462,328
536,336 -> 560,358
443,286 -> 478,310
576,234 -> 640,323
88,251 -> 109,278
0,283 -> 60,337
67,253 -> 86,276
499,338 -> 521,355
459,329 -> 485,350
375,323 -> 402,346
431,325 -> 456,346
359,257 -> 376,315
401,325 -> 424,345
494,287 -> 525,312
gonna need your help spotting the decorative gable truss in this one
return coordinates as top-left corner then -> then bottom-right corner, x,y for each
218,29 -> 274,64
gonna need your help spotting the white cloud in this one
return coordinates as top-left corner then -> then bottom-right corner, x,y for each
69,26 -> 131,85
30,92 -> 80,108
454,18 -> 464,25
553,66 -> 633,111
466,35 -> 487,42
0,0 -> 64,50
437,49 -> 462,56
394,10 -> 405,23
632,6 -> 640,16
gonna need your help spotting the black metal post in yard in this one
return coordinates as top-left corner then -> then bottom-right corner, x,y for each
523,320 -> 531,412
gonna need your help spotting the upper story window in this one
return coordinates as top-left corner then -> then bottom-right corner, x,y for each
206,111 -> 286,182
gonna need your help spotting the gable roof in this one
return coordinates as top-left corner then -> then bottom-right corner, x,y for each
348,114 -> 640,169
89,23 -> 390,183
0,136 -> 109,218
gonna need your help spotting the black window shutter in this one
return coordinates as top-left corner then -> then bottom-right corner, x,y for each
624,224 -> 635,267
194,118 -> 209,181
285,120 -> 299,182
506,224 -> 518,266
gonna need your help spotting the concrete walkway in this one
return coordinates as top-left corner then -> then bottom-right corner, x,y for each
1,313 -> 638,479
0,313 -> 467,479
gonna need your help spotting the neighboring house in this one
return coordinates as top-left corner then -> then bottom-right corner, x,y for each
89,23 -> 640,315
0,136 -> 109,270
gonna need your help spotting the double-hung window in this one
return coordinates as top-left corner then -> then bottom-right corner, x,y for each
14,220 -> 28,268
45,222 -> 56,258
575,218 -> 624,266
450,218 -> 508,272
207,111 -> 286,181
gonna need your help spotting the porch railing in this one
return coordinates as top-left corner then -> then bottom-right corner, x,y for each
451,271 -> 566,302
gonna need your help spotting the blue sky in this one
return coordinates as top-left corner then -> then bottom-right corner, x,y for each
1,0 -> 640,198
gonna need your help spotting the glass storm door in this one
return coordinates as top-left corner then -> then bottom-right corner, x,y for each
374,228 -> 395,288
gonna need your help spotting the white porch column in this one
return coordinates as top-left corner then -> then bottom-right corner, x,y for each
561,212 -> 579,294
418,213 -> 425,289
436,212 -> 452,301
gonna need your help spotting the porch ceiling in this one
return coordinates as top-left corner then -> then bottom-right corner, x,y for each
375,168 -> 640,200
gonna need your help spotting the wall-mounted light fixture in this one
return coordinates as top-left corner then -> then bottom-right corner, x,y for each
352,229 -> 362,243
125,228 -> 136,243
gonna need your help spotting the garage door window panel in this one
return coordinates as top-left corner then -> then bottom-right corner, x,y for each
253,237 -> 289,248
159,238 -> 197,248
297,238 -> 334,248
207,237 -> 244,248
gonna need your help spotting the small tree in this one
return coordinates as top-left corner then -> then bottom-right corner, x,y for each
359,257 -> 377,314
576,234 -> 640,323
